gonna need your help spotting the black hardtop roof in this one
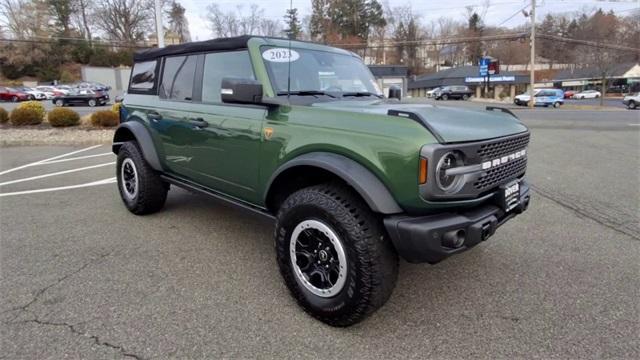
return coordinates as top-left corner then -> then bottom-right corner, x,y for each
133,35 -> 342,62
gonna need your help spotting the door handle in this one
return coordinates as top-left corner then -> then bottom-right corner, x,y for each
189,117 -> 209,128
148,111 -> 162,122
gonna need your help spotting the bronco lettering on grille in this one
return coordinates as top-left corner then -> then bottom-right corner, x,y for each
481,149 -> 527,170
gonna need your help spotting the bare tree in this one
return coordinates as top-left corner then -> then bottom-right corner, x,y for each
93,0 -> 153,44
204,3 -> 281,38
71,0 -> 93,43
167,0 -> 190,42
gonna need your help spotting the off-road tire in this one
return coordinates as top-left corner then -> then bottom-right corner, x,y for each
116,141 -> 168,215
275,183 -> 398,327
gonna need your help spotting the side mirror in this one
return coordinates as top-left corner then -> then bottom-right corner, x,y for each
221,78 -> 263,104
388,86 -> 402,101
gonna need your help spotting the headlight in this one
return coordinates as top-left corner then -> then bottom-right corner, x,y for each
436,151 -> 464,193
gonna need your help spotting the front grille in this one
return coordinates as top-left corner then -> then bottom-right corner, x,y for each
477,133 -> 530,160
474,157 -> 527,190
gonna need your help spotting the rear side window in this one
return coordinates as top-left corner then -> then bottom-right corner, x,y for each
160,55 -> 197,101
129,60 -> 158,92
202,51 -> 254,103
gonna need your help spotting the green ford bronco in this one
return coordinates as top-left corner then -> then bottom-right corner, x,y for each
113,35 -> 530,326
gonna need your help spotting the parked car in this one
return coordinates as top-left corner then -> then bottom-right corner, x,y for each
434,85 -> 473,100
74,81 -> 111,92
36,85 -> 70,98
622,92 -> 640,109
573,90 -> 601,99
563,90 -> 574,99
515,89 -> 563,107
52,89 -> 109,107
426,87 -> 441,98
113,35 -> 531,327
0,87 -> 30,102
14,86 -> 47,100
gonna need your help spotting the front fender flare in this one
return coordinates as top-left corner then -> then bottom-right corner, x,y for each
112,121 -> 162,171
267,152 -> 403,214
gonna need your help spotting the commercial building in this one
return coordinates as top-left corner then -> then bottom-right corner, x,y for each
368,65 -> 409,97
550,62 -> 640,93
408,65 -> 530,99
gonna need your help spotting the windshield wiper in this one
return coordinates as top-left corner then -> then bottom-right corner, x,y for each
341,91 -> 383,98
277,90 -> 337,98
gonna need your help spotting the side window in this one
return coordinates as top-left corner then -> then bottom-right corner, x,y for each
202,51 -> 255,103
160,55 -> 197,101
129,60 -> 157,92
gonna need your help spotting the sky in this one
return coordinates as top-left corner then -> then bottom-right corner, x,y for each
182,0 -> 640,41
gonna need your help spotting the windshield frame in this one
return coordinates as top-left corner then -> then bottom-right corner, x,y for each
259,45 -> 383,102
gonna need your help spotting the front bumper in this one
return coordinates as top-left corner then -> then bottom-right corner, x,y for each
384,180 -> 530,264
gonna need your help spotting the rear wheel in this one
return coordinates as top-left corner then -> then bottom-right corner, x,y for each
28,95 -> 35,100
275,183 -> 398,327
11,96 -> 18,102
553,101 -> 561,108
116,142 -> 168,215
442,94 -> 449,100
55,99 -> 64,107
462,94 -> 469,100
628,101 -> 637,109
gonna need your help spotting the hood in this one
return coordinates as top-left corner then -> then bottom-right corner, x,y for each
311,100 -> 528,143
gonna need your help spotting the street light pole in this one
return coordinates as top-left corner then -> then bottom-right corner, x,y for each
528,0 -> 536,108
155,0 -> 164,48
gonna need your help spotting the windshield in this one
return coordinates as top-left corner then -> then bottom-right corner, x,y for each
261,47 -> 383,99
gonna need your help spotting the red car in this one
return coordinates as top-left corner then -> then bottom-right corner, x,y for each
563,90 -> 575,99
0,87 -> 30,102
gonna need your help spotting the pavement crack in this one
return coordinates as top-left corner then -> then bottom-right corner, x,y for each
24,318 -> 144,360
531,185 -> 640,241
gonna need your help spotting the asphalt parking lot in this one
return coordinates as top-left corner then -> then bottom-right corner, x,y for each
1,106 -> 639,359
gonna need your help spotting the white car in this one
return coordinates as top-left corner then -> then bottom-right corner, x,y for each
514,89 -> 540,106
623,92 -> 640,109
573,90 -> 601,99
36,86 -> 69,99
14,87 -> 47,100
426,87 -> 441,98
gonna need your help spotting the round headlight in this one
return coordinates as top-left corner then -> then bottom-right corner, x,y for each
436,152 -> 464,193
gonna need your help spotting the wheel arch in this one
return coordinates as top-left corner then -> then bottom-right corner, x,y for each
112,120 -> 163,171
265,152 -> 403,215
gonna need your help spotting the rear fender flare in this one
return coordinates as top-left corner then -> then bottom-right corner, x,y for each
112,120 -> 162,171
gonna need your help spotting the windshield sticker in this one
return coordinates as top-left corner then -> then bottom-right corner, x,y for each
262,48 -> 300,63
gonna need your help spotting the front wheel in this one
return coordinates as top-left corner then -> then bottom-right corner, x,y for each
553,102 -> 561,108
628,101 -> 637,109
275,183 -> 398,327
442,94 -> 449,100
55,99 -> 64,107
11,96 -> 18,102
116,142 -> 168,215
88,99 -> 96,107
462,94 -> 469,100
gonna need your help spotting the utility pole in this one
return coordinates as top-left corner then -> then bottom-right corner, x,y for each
155,0 -> 165,48
528,0 -> 536,108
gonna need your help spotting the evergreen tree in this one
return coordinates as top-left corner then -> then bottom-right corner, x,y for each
284,8 -> 301,39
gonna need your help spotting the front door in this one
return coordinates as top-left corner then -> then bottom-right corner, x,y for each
185,50 -> 264,203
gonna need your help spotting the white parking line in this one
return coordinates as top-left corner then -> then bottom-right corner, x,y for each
0,177 -> 116,197
0,162 -> 115,187
0,145 -> 104,176
37,152 -> 113,165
